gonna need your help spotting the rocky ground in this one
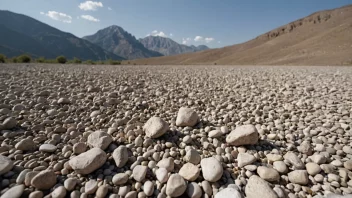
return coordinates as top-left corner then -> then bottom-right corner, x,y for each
0,64 -> 352,198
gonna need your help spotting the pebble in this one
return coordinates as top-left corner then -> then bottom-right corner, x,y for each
112,173 -> 129,185
187,182 -> 202,198
226,124 -> 259,146
51,186 -> 67,198
288,170 -> 309,185
133,165 -> 148,182
0,184 -> 24,198
113,145 -> 129,168
245,175 -> 278,198
0,155 -> 13,175
87,131 -> 113,150
31,170 -> 57,190
176,107 -> 199,127
306,162 -> 321,176
237,153 -> 256,167
69,148 -> 107,174
201,157 -> 223,182
39,144 -> 57,152
184,149 -> 201,165
166,174 -> 187,197
179,162 -> 200,181
143,117 -> 169,138
257,166 -> 280,182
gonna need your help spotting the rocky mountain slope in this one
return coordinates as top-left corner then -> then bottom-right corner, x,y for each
0,10 -> 122,60
128,4 -> 352,65
83,26 -> 163,60
139,36 -> 209,56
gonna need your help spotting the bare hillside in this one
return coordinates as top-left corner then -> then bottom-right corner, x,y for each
127,5 -> 352,65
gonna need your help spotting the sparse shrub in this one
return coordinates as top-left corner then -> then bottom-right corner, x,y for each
56,56 -> 67,64
84,60 -> 95,65
36,57 -> 46,63
127,61 -> 130,64
109,59 -> 121,65
17,55 -> 31,63
72,57 -> 82,64
214,62 -> 217,65
11,57 -> 18,63
0,54 -> 6,63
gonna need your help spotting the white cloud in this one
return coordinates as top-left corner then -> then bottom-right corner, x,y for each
81,15 -> 100,22
218,41 -> 221,44
79,1 -> 103,11
147,30 -> 168,37
169,33 -> 173,37
194,36 -> 203,42
108,7 -> 112,10
42,11 -> 72,23
182,37 -> 191,44
205,37 -> 214,43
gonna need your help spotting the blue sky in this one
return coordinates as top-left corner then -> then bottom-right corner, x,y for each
1,0 -> 351,48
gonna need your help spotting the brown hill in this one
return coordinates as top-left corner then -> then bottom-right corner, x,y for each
126,4 -> 352,65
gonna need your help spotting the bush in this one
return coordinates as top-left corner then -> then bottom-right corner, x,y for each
11,57 -> 18,63
0,54 -> 6,63
17,55 -> 31,63
84,60 -> 95,65
56,56 -> 67,64
72,57 -> 82,64
36,57 -> 46,63
109,59 -> 121,65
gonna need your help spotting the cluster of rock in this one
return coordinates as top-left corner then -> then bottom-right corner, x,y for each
0,64 -> 352,198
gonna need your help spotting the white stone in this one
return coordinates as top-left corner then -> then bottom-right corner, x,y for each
133,165 -> 148,182
215,187 -> 242,198
201,157 -> 223,182
179,163 -> 200,181
245,175 -> 278,198
87,131 -> 112,150
113,145 -> 129,168
69,148 -> 107,174
237,153 -> 256,167
0,155 -> 13,175
39,144 -> 57,152
226,125 -> 259,146
176,107 -> 199,127
166,174 -> 187,197
143,117 -> 169,138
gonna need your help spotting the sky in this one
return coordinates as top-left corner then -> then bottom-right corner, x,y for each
1,0 -> 351,48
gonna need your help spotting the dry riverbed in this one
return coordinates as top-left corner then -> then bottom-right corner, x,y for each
0,64 -> 352,198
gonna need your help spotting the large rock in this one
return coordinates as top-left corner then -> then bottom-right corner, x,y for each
0,184 -> 24,198
215,187 -> 243,198
176,107 -> 199,127
166,174 -> 187,197
69,148 -> 107,174
288,170 -> 308,185
87,131 -> 112,150
143,117 -> 169,138
186,182 -> 202,198
112,145 -> 129,168
31,170 -> 57,190
0,155 -> 13,175
201,157 -> 223,182
226,125 -> 259,146
15,139 -> 35,151
245,175 -> 278,198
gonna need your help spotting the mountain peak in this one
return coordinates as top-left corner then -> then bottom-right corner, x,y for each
83,26 -> 163,60
139,36 -> 209,56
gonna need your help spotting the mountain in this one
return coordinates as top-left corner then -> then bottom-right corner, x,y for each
83,26 -> 163,60
0,10 -> 123,60
127,4 -> 352,66
139,36 -> 209,56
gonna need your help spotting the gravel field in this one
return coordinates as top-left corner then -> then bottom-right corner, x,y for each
0,64 -> 352,198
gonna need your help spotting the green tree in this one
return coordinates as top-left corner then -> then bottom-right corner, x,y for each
17,55 -> 31,63
0,54 -> 6,63
56,56 -> 67,64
